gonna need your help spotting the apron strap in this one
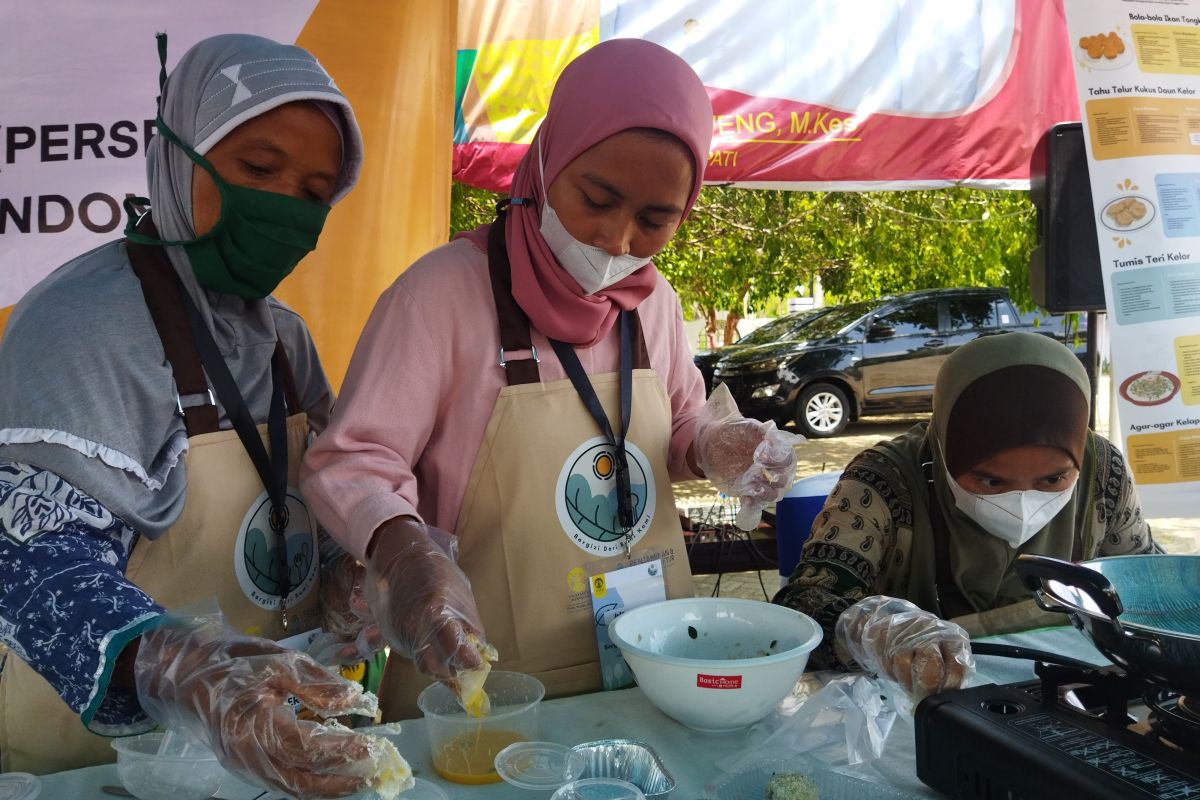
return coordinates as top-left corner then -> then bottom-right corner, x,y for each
487,212 -> 542,386
628,311 -> 651,371
126,223 -> 220,436
485,208 -> 652,385
126,218 -> 305,434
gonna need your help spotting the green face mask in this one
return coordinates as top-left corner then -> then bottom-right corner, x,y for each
126,116 -> 332,299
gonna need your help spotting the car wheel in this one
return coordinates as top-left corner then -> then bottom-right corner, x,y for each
796,382 -> 849,438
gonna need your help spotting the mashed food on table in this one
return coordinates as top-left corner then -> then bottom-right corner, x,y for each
765,772 -> 820,800
1106,197 -> 1147,227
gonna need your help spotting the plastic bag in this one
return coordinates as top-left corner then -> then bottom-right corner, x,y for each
717,671 -> 898,775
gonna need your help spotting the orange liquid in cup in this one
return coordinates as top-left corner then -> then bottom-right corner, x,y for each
432,728 -> 526,784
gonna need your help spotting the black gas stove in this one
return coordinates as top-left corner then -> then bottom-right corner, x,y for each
915,662 -> 1200,799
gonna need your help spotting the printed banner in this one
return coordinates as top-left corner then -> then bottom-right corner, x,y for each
454,0 -> 1081,192
1062,0 -> 1200,518
0,0 -> 456,388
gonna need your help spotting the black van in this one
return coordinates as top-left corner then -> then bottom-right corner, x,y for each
710,287 -> 1085,437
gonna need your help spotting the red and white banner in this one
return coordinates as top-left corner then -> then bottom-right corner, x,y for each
454,0 -> 1081,192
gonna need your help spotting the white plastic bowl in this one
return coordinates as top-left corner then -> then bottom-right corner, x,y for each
111,732 -> 224,800
608,597 -> 822,732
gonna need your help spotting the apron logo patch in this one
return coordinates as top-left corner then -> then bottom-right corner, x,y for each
233,487 -> 319,611
554,436 -> 656,556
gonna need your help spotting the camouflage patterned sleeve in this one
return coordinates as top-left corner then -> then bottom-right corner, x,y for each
1091,435 -> 1158,556
773,449 -> 912,670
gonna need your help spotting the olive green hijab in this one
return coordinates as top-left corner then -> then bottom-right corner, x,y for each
874,331 -> 1098,615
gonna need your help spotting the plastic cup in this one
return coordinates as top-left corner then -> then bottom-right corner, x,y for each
111,732 -> 224,800
417,670 -> 544,785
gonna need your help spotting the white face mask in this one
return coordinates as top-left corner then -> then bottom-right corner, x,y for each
947,471 -> 1077,549
536,141 -> 652,295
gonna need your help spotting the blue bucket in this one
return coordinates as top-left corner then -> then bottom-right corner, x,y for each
775,471 -> 842,585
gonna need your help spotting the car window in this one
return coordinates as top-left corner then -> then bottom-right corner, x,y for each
783,301 -> 876,340
946,296 -> 998,331
874,300 -> 938,336
1019,308 -> 1086,336
994,299 -> 1017,326
739,308 -> 829,344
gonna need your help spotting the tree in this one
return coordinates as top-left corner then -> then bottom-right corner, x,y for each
798,188 -> 1038,310
449,183 -> 1039,345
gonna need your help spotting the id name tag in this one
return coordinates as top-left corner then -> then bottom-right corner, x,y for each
589,559 -> 666,690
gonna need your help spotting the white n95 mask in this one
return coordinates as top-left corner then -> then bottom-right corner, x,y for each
947,474 -> 1077,549
536,141 -> 651,295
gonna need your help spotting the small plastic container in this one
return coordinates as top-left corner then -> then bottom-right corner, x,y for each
418,670 -> 544,785
551,777 -> 646,800
111,732 -> 224,800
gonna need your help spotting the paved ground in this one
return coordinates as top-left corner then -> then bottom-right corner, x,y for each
680,410 -> 1200,601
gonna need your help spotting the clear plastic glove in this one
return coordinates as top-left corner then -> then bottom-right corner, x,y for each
134,618 -> 390,799
364,517 -> 489,685
693,383 -> 805,530
835,596 -> 974,704
309,552 -> 385,666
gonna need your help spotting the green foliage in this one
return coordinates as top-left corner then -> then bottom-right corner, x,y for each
448,182 -> 1039,340
450,182 -> 504,240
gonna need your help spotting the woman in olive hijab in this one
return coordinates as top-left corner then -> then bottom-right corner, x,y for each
775,331 -> 1157,696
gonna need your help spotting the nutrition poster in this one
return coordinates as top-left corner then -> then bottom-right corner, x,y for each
1063,0 -> 1200,517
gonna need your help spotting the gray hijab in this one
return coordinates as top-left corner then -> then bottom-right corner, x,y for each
0,34 -> 362,538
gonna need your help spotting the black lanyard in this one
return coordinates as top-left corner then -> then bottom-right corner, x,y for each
549,311 -> 636,532
178,288 -> 293,629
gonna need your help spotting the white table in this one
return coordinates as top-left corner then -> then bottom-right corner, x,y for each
38,626 -> 1108,800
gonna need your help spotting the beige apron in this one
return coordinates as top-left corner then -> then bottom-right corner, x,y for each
0,239 -> 322,774
378,216 -> 694,721
0,420 -> 321,775
379,371 -> 694,721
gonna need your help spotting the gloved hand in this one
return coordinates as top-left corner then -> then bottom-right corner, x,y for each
364,517 -> 489,684
135,618 -> 387,799
308,551 -> 385,666
835,596 -> 975,703
693,383 -> 804,530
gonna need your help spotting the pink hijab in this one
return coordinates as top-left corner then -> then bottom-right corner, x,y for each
460,38 -> 712,346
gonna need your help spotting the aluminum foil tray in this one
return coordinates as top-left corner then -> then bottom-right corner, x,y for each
569,739 -> 676,799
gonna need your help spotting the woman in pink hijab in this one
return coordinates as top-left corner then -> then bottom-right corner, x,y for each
302,39 -> 802,724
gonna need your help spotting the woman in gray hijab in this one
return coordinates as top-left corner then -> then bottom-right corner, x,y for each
0,34 -> 401,798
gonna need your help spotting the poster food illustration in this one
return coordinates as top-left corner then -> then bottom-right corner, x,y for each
1063,0 -> 1200,516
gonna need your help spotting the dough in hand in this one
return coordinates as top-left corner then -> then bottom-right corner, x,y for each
456,634 -> 500,717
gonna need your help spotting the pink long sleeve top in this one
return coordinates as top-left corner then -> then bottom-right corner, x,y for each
300,238 -> 707,561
